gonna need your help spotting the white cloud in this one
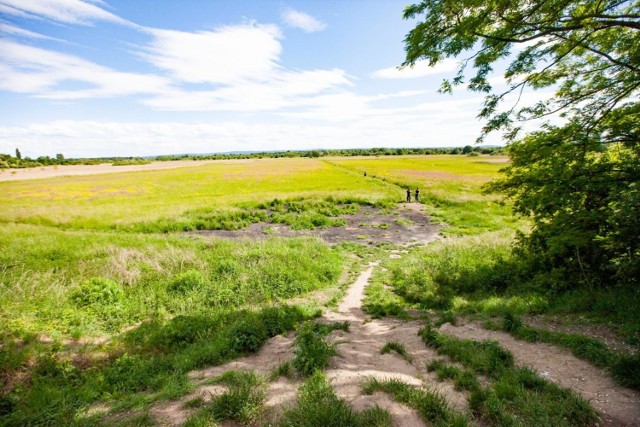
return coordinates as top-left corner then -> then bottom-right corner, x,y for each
0,22 -> 63,41
142,68 -> 352,112
281,8 -> 326,33
0,39 -> 171,97
140,24 -> 283,85
371,59 -> 458,79
0,0 -> 131,26
131,23 -> 353,111
0,116 -> 490,159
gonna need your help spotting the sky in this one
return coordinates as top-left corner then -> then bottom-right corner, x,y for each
0,0 -> 537,158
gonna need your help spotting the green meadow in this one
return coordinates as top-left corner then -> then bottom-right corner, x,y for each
327,155 -> 520,235
0,158 -> 397,229
0,155 -> 637,425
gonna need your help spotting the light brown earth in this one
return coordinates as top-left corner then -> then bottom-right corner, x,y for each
0,160 -> 227,182
149,242 -> 640,426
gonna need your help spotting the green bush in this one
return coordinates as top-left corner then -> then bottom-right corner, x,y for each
70,277 -> 123,307
229,317 -> 268,354
169,270 -> 208,294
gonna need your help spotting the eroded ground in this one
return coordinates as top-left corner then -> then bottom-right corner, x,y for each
191,203 -> 441,246
149,258 -> 640,427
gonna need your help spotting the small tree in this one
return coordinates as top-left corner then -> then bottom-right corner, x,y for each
15,148 -> 21,160
56,153 -> 64,162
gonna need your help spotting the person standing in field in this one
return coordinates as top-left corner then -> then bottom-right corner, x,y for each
406,188 -> 411,202
415,188 -> 420,202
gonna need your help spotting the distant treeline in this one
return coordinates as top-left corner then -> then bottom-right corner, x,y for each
0,145 -> 504,169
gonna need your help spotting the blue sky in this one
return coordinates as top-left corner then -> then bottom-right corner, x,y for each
0,0 -> 529,158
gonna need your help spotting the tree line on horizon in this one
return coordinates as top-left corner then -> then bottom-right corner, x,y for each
0,145 -> 503,169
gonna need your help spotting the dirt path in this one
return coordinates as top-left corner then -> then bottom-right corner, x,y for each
149,258 -> 640,426
439,322 -> 640,426
150,261 -> 465,426
321,262 -> 470,426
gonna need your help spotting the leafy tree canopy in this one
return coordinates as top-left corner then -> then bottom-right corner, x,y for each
403,0 -> 640,287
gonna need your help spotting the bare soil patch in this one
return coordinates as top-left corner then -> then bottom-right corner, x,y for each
192,202 -> 441,246
0,160 -> 225,182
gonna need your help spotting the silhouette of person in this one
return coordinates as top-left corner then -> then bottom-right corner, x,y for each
414,188 -> 420,202
406,188 -> 411,202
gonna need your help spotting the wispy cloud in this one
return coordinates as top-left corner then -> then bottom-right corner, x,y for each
0,22 -> 64,41
0,0 -> 132,26
371,59 -> 458,79
0,39 -> 171,97
142,68 -> 351,112
281,8 -> 326,33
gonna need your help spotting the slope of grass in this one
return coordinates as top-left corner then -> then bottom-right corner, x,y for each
496,314 -> 640,390
0,224 -> 344,339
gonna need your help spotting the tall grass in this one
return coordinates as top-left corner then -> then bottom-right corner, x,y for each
0,224 -> 344,338
0,221 -> 347,424
382,230 -> 640,346
378,229 -> 640,392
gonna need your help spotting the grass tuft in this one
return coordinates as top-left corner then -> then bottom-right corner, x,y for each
185,371 -> 266,426
292,321 -> 348,376
362,377 -> 469,426
278,371 -> 392,427
380,341 -> 413,363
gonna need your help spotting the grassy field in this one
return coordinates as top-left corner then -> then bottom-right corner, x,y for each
0,158 -> 398,230
327,155 -> 520,235
1,154 -> 637,425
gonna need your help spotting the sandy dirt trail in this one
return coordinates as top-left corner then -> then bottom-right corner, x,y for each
150,257 -> 640,427
322,262 -> 467,426
151,261 -> 465,426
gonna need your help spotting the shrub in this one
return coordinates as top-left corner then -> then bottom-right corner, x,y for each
70,277 -> 123,307
169,270 -> 208,294
229,317 -> 268,353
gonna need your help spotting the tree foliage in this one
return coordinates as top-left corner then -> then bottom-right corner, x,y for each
403,0 -> 640,286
